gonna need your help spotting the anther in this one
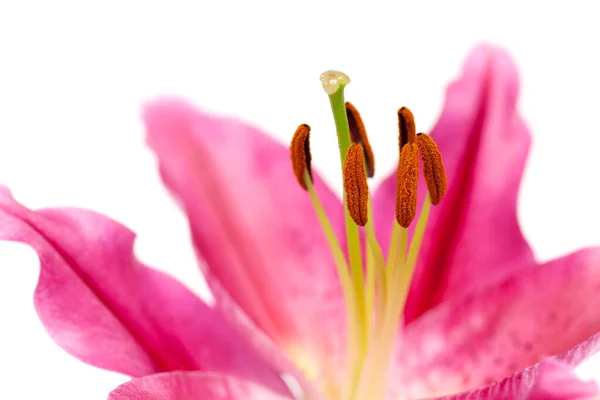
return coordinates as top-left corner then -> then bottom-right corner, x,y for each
395,143 -> 419,228
345,102 -> 375,177
398,107 -> 416,151
290,124 -> 312,190
343,143 -> 369,226
416,133 -> 447,205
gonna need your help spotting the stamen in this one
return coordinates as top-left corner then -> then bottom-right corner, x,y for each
406,195 -> 432,277
416,133 -> 447,205
395,143 -> 419,228
345,102 -> 375,177
398,107 -> 416,150
294,71 -> 449,400
343,143 -> 369,226
303,170 -> 360,396
359,198 -> 433,400
290,124 -> 312,190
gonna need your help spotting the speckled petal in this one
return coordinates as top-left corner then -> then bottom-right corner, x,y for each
433,359 -> 599,400
388,248 -> 600,398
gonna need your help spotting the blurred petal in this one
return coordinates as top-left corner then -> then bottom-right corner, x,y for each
109,372 -> 294,400
373,44 -> 535,322
0,187 -> 288,394
435,360 -> 599,400
526,360 -> 599,400
145,100 -> 347,372
390,248 -> 600,398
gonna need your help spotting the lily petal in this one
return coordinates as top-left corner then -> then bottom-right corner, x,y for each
145,100 -> 347,373
438,359 -> 599,400
373,44 -> 535,322
390,248 -> 600,398
109,372 -> 294,400
0,187 -> 288,394
526,360 -> 599,400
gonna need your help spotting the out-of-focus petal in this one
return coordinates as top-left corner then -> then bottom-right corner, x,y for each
109,372 -> 295,400
373,44 -> 535,322
145,100 -> 347,377
433,360 -> 599,400
526,360 -> 599,400
0,187 -> 289,394
388,249 -> 600,398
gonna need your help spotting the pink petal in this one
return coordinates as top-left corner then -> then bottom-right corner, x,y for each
373,44 -> 535,322
438,359 -> 599,400
144,100 -> 347,371
526,360 -> 599,400
109,372 -> 294,400
0,187 -> 289,394
390,248 -> 600,398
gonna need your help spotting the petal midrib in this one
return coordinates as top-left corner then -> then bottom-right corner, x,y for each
177,127 -> 290,341
405,65 -> 492,323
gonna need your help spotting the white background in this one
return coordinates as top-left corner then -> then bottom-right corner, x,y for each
1,1 -> 599,398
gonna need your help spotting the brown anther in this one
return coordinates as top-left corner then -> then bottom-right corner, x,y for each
345,102 -> 375,178
398,107 -> 416,151
416,133 -> 447,205
395,143 -> 419,228
343,143 -> 369,226
290,124 -> 312,190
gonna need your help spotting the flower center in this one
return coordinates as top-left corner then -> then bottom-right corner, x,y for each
289,70 -> 447,400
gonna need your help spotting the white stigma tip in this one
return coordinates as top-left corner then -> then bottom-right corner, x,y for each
320,70 -> 350,95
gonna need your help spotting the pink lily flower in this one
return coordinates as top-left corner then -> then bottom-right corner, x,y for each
2,44 -> 600,400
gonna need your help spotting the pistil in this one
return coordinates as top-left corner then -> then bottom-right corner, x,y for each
320,71 -> 369,372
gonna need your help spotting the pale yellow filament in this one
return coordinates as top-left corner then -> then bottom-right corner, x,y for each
353,196 -> 432,400
305,172 -> 360,391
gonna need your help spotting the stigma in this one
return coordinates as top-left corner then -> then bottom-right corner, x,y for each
289,71 -> 447,400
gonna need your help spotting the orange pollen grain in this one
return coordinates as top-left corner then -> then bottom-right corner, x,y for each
396,143 -> 419,228
345,102 -> 375,178
290,124 -> 312,190
343,143 -> 369,226
398,107 -> 416,151
416,133 -> 447,205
